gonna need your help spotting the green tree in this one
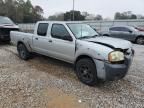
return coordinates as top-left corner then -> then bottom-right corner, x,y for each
131,14 -> 137,19
114,12 -> 121,19
114,12 -> 137,20
64,10 -> 85,21
0,0 -> 44,23
0,0 -> 5,15
33,6 -> 44,22
48,13 -> 64,21
94,14 -> 103,20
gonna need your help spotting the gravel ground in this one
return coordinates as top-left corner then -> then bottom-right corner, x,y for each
0,44 -> 144,108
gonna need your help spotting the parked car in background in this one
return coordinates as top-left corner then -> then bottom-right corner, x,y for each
102,26 -> 144,45
89,26 -> 102,35
0,16 -> 19,42
10,21 -> 134,86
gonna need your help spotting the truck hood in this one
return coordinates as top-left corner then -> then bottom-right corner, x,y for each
84,36 -> 132,49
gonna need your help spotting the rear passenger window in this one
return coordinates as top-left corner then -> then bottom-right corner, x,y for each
110,27 -> 120,31
37,23 -> 48,36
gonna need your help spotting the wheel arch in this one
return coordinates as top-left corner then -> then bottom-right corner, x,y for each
17,41 -> 32,52
136,35 -> 144,39
17,41 -> 27,51
74,55 -> 95,70
135,35 -> 144,42
103,34 -> 109,36
17,41 -> 24,46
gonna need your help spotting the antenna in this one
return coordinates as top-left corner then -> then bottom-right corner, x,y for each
72,0 -> 75,21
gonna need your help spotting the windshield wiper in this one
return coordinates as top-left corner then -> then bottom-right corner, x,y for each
78,36 -> 89,39
78,36 -> 91,39
78,35 -> 98,39
91,35 -> 98,38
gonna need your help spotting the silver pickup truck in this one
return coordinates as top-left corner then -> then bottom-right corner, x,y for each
10,21 -> 134,86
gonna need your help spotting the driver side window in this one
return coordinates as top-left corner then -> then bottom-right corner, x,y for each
51,24 -> 71,40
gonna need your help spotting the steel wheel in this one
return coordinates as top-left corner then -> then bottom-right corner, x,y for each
79,64 -> 94,82
76,58 -> 98,86
17,44 -> 30,60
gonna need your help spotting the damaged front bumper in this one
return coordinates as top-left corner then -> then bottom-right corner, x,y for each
94,49 -> 134,81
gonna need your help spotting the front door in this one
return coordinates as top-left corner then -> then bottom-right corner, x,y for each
49,24 -> 75,63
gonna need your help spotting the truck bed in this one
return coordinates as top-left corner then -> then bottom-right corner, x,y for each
10,31 -> 33,51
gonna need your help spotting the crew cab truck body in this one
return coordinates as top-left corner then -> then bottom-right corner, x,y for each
10,21 -> 134,86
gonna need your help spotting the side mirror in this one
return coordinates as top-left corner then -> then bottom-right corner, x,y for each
63,36 -> 73,41
93,28 -> 97,31
129,30 -> 133,33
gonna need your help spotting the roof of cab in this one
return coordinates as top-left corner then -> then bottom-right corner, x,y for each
37,21 -> 84,24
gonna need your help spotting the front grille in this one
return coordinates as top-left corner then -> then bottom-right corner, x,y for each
123,49 -> 129,54
115,48 -> 131,56
123,49 -> 130,55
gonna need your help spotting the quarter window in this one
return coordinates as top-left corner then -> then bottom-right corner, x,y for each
37,23 -> 48,36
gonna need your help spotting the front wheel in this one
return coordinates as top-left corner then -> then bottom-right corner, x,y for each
17,43 -> 30,60
136,37 -> 144,45
76,58 -> 98,86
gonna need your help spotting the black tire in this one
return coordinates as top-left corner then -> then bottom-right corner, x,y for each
17,43 -> 30,60
103,34 -> 109,36
76,58 -> 98,86
136,37 -> 144,45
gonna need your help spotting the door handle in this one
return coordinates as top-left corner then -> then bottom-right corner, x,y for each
49,40 -> 52,43
35,38 -> 38,40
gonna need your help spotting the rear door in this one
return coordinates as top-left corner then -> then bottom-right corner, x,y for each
33,23 -> 52,55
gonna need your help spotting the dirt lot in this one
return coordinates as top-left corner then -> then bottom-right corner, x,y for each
0,44 -> 144,108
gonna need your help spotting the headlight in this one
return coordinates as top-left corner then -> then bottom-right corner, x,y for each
108,51 -> 124,62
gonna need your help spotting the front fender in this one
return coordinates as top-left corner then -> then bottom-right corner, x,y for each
75,40 -> 113,62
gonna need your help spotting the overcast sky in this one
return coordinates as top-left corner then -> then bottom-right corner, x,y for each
31,0 -> 144,18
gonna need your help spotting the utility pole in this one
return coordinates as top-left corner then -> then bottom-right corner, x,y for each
72,0 -> 75,21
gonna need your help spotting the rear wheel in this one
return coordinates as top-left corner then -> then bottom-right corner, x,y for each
136,37 -> 144,45
76,58 -> 98,86
17,43 -> 30,60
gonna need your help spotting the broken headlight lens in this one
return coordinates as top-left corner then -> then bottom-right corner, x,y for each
108,51 -> 124,63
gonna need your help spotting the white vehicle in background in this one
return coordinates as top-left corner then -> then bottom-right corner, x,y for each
10,21 -> 134,86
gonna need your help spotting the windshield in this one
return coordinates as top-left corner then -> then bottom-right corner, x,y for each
67,23 -> 99,39
0,17 -> 14,25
